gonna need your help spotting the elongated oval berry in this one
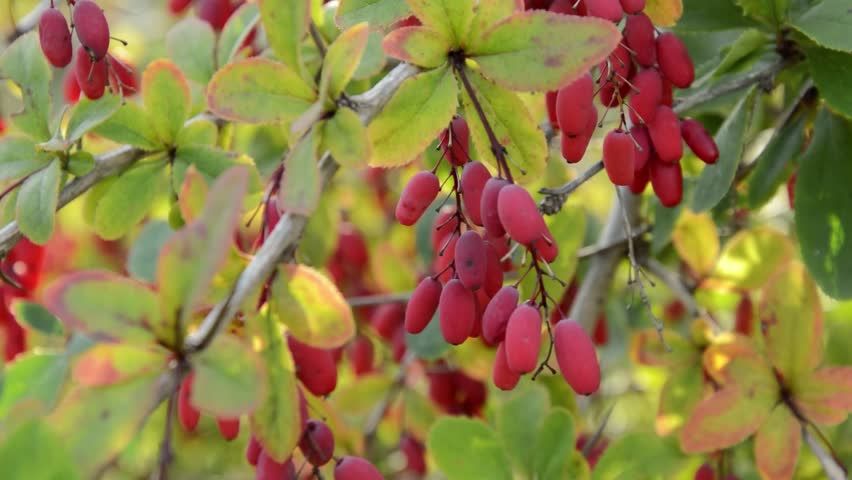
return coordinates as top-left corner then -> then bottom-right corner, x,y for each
246,435 -> 262,466
348,335 -> 374,375
532,228 -> 559,263
287,336 -> 338,396
620,0 -> 646,14
73,0 -> 110,61
628,69 -> 663,125
334,456 -> 383,480
563,106 -> 598,164
433,234 -> 456,283
177,373 -> 200,432
396,171 -> 440,226
461,162 -> 491,226
439,279 -> 476,345
586,0 -> 624,22
549,0 -> 578,14
647,105 -> 683,163
169,0 -> 194,14
624,13 -> 656,67
400,433 -> 427,475
74,47 -> 108,100
629,163 -> 650,194
734,294 -> 753,336
493,341 -> 521,390
440,117 -> 470,166
650,159 -> 683,207
497,185 -> 547,246
198,0 -> 234,31
216,417 -> 240,441
63,69 -> 81,104
256,452 -> 296,480
39,9 -> 73,67
483,285 -> 519,344
405,277 -> 442,334
455,231 -> 487,290
599,80 -> 631,107
554,319 -> 601,395
546,90 -> 559,129
556,73 -> 595,136
483,241 -> 504,297
505,304 -> 542,374
299,419 -> 335,466
656,32 -> 695,88
681,118 -> 719,164
599,44 -> 632,82
371,303 -> 405,340
481,177 -> 509,237
431,206 -> 458,252
592,313 -> 609,346
661,78 -> 674,106
630,125 -> 652,171
603,130 -> 636,186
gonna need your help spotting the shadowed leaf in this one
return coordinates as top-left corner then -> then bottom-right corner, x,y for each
192,334 -> 266,417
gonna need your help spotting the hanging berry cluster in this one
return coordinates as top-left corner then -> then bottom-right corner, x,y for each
38,0 -> 136,101
542,0 -> 719,207
0,239 -> 46,362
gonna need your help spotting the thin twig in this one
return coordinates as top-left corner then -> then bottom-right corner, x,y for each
582,404 -> 614,458
802,426 -> 847,480
152,391 -> 178,480
575,224 -> 651,259
641,258 -> 700,320
346,291 -> 412,307
363,352 -> 413,452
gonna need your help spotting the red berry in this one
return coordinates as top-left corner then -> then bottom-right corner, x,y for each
334,456 -> 383,480
348,335 -> 374,375
246,435 -> 262,466
287,335 -> 338,396
391,326 -> 407,362
734,294 -> 753,336
554,319 -> 601,395
630,125 -> 652,171
396,171 -> 440,226
531,228 -> 559,263
73,0 -> 111,61
661,77 -> 674,106
628,69 -> 663,125
603,129 -> 636,186
439,279 -> 476,345
197,0 -> 234,31
624,13 -> 656,67
629,163 -> 650,194
545,90 -> 559,129
620,0 -> 645,14
393,15 -> 421,29
74,47 -> 108,100
694,463 -> 715,480
505,304 -> 542,374
592,313 -> 609,345
440,117 -> 471,166
650,159 -> 683,207
555,73 -> 595,136
428,368 -> 455,409
39,8 -> 73,68
431,206 -> 458,252
647,105 -> 683,163
599,44 -> 632,82
405,277 -> 442,334
400,434 -> 427,475
256,452 -> 295,480
63,70 -> 81,104
550,281 -> 578,324
107,55 -> 138,97
169,0 -> 194,14
299,419 -> 335,466
455,230 -> 487,291
497,185 -> 547,246
335,224 -> 369,271
481,178 -> 509,237
461,162 -> 491,226
549,0 -> 578,15
178,373 -> 200,432
433,234 -> 457,283
371,303 -> 405,340
483,285 -> 519,344
216,417 -> 240,441
599,80 -> 631,107
656,32 -> 695,88
493,341 -> 521,390
561,125 -> 594,163
586,0 -> 624,22
787,171 -> 796,209
483,241 -> 505,297
681,118 -> 719,164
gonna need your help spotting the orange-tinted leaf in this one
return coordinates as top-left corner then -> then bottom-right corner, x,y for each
760,261 -> 823,384
644,0 -> 683,27
382,26 -> 451,68
702,333 -> 775,389
73,344 -> 170,387
657,363 -> 711,436
711,227 -> 794,289
629,329 -> 698,367
755,405 -> 801,480
319,23 -> 371,101
794,366 -> 852,425
680,385 -> 774,453
406,0 -> 474,47
466,0 -> 523,51
672,211 -> 718,277
178,165 -> 208,223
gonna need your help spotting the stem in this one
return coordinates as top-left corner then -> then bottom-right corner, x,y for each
152,391 -> 178,480
346,291 -> 413,307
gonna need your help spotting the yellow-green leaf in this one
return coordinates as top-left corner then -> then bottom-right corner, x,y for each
466,0 -> 522,51
94,161 -> 165,240
65,95 -> 122,144
657,363 -> 710,436
260,0 -> 310,77
0,33 -> 52,140
320,23 -> 370,102
629,329 -> 699,368
16,158 -> 61,245
92,101 -> 161,150
192,334 -> 267,416
673,210 -> 719,277
320,107 -> 371,168
142,60 -> 192,145
754,405 -> 801,480
702,333 -> 775,388
407,0 -> 475,48
711,227 -> 794,289
794,366 -> 852,425
382,26 -> 451,69
335,0 -> 412,30
278,129 -> 320,215
679,385 -> 774,453
72,344 -> 169,387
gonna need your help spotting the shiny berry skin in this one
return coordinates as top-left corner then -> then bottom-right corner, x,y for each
650,159 -> 683,207
74,47 -> 108,100
405,277 -> 442,334
656,32 -> 695,88
603,129 -> 636,186
454,231 -> 487,291
481,177 -> 509,237
505,304 -> 543,374
439,279 -> 476,345
461,161 -> 491,226
256,452 -> 296,480
630,124 -> 653,171
482,285 -> 519,344
561,107 -> 597,163
628,69 -> 663,125
624,13 -> 656,67
39,9 -> 73,67
681,118 -> 719,164
629,163 -> 650,194
620,0 -> 646,14
586,0 -> 624,22
299,419 -> 335,466
497,185 -> 548,246
73,0 -> 111,61
647,105 -> 683,163
334,456 -> 383,480
440,117 -> 471,166
395,171 -> 440,226
554,319 -> 601,395
287,335 -> 338,396
531,229 -> 559,263
555,73 -> 595,136
483,241 -> 505,297
493,341 -> 521,390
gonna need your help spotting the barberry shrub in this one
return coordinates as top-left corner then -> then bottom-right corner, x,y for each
0,0 -> 850,479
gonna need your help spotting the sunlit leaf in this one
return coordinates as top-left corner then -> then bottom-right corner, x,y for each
0,351 -> 68,418
278,130 -> 320,215
178,165 -> 209,223
94,161 -> 165,241
320,107 -> 371,168
711,227 -> 794,289
336,0 -> 412,29
672,210 -> 719,277
592,432 -> 686,480
629,329 -> 699,368
92,101 -> 162,150
702,333 -> 776,387
261,0 -> 310,77
0,136 -> 50,182
657,363 -> 710,436
65,95 -> 122,144
794,366 -> 852,425
645,0 -> 684,27
407,0 -> 474,47
320,23 -> 370,101
0,419 -> 80,480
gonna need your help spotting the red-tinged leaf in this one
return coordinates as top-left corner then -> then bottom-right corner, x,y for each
72,344 -> 170,387
141,59 -> 191,145
382,27 -> 451,69
467,11 -> 621,92
269,264 -> 355,349
192,334 -> 267,417
755,405 -> 801,480
178,165 -> 208,223
335,0 -> 412,30
466,0 -> 523,51
320,23 -> 371,102
657,363 -> 712,436
407,0 -> 475,47
260,0 -> 309,77
794,366 -> 852,425
43,270 -> 162,344
702,333 -> 776,389
679,385 -> 775,453
629,329 -> 698,368
760,261 -> 823,384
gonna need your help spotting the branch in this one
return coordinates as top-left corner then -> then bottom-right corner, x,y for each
641,258 -> 700,320
4,0 -> 47,45
803,427 -> 847,480
346,291 -> 412,307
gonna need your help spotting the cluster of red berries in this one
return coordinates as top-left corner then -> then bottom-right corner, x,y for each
0,239 -> 46,362
168,0 -> 244,31
38,0 -> 135,101
539,0 -> 719,207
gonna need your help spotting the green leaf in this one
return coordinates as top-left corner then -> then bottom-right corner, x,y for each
298,193 -> 339,267
320,23 -> 370,102
142,60 -> 192,145
754,404 -> 801,479
269,264 -> 355,349
656,363 -> 707,436
676,0 -> 760,31
332,373 -> 395,415
0,136 -> 50,182
206,58 -> 316,124
91,101 -> 162,150
178,166 -> 209,223
672,211 -> 719,277
218,3 -> 260,66
94,161 -> 164,240
747,110 -> 807,208
192,334 -> 266,416
320,107 -> 371,168
72,343 -> 169,387
336,0 -> 412,30
43,270 -> 162,344
0,33 -> 51,140
712,29 -> 769,77
533,408 -> 576,480
12,300 -> 63,337
157,166 -> 249,327
0,351 -> 68,418
691,87 -> 756,212
468,10 -> 621,92
278,130 -> 320,215
16,158 -> 61,245
804,44 -> 852,119
407,0 -> 474,47
246,311 -> 301,462
651,195 -> 684,254
427,417 -> 513,480
466,0 -> 520,49
172,145 -> 235,190
367,66 -> 457,167
680,385 -> 775,453
593,432 -> 686,480
176,118 -> 219,147
0,419 -> 80,480
460,70 -> 547,183
353,30 -> 387,80
127,221 -> 174,284
66,151 -> 95,177
735,0 -> 789,26
65,95 -> 122,144
791,0 -> 852,52
260,0 -> 309,75
496,383 -> 550,477
629,329 -> 700,368
795,109 -> 852,299
405,312 -> 450,360
711,227 -> 794,289
382,26 -> 452,69
166,17 -> 216,84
